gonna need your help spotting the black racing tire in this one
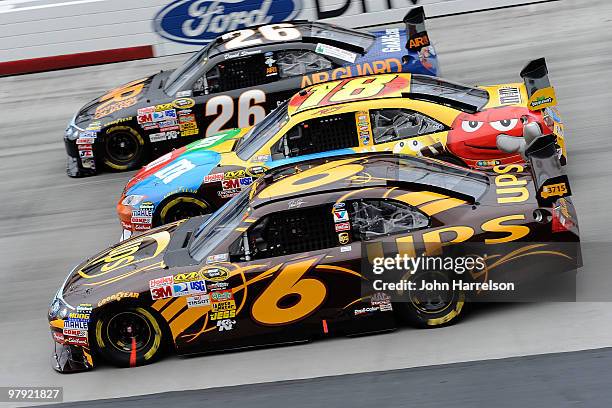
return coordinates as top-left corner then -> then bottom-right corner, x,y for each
155,194 -> 211,227
394,270 -> 467,328
93,306 -> 165,368
102,125 -> 146,171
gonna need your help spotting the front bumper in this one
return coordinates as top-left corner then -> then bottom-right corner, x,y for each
64,131 -> 99,178
52,340 -> 94,373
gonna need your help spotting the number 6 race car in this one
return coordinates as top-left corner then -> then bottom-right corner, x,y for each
49,130 -> 579,372
117,58 -> 566,239
64,7 -> 438,177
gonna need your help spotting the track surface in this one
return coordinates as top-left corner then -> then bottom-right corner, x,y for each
42,347 -> 612,408
1,0 -> 611,405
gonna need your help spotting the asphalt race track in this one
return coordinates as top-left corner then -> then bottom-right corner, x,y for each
1,0 -> 612,406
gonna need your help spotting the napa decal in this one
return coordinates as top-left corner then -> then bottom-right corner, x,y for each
154,0 -> 301,45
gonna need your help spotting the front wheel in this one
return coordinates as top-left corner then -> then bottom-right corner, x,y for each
93,306 -> 165,368
156,195 -> 211,227
394,270 -> 466,328
102,126 -> 146,171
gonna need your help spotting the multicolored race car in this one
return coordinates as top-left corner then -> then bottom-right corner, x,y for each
117,59 -> 566,238
49,131 -> 579,372
64,7 -> 438,177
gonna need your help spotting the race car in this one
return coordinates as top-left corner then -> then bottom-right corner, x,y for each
117,58 -> 566,238
49,130 -> 579,372
64,7 -> 438,177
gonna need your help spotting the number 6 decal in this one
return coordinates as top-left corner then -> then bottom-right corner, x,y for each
251,258 -> 327,325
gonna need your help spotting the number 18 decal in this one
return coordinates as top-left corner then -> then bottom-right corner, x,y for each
205,90 -> 266,136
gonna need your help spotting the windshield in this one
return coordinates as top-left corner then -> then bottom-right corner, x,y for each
164,47 -> 209,95
235,100 -> 290,160
189,188 -> 251,261
410,76 -> 490,110
397,156 -> 489,200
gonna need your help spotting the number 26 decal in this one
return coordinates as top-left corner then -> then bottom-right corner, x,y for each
222,24 -> 301,50
205,90 -> 266,136
251,258 -> 327,326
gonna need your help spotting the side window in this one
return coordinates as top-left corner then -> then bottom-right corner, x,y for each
276,50 -> 334,78
348,199 -> 429,241
370,109 -> 446,144
246,206 -> 337,260
204,54 -> 271,93
271,112 -> 359,159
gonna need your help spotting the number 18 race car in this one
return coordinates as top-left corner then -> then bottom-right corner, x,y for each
49,128 -> 579,372
117,58 -> 566,238
64,7 -> 438,177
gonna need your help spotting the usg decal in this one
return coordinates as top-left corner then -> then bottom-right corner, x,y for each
154,0 -> 301,45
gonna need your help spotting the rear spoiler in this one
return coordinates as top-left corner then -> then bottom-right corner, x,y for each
520,58 -> 557,111
497,123 -> 571,207
403,6 -> 431,51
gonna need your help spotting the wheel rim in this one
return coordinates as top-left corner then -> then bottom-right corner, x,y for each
106,311 -> 152,353
409,271 -> 454,314
105,131 -> 140,164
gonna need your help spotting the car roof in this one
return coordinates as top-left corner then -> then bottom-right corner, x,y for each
287,73 -> 486,118
206,21 -> 375,59
249,153 -> 490,209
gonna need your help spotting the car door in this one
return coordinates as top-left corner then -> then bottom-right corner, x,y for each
268,111 -> 361,165
188,46 -> 337,142
368,107 -> 450,157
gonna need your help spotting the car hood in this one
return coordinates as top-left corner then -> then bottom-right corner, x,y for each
61,221 -> 184,305
73,72 -> 167,127
124,128 -> 246,193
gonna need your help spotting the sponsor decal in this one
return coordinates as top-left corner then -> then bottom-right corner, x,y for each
338,232 -> 350,245
63,328 -> 87,337
172,98 -> 195,109
64,319 -> 88,330
333,210 -> 349,223
79,150 -> 93,158
407,32 -> 430,51
131,216 -> 152,224
528,87 -> 556,110
151,285 -> 173,300
154,0 -> 301,45
355,111 -> 371,146
354,306 -> 379,316
335,222 -> 350,232
288,198 -> 305,209
216,318 -> 236,331
541,182 -> 569,199
52,331 -> 65,344
187,294 -> 211,308
203,173 -> 225,183
207,253 -> 229,264
97,291 -> 140,307
381,28 -> 401,52
173,271 -> 201,283
498,87 -> 521,105
200,266 -> 231,281
76,137 -> 96,144
476,160 -> 501,168
218,189 -> 240,199
150,131 -> 179,143
64,336 -> 88,346
210,289 -> 233,302
315,43 -> 357,63
94,79 -> 145,119
172,282 -> 191,297
340,245 -> 352,252
207,281 -> 229,291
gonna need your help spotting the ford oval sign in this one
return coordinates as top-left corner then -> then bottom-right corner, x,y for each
154,0 -> 302,45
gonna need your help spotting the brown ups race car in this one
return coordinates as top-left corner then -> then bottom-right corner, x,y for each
49,127 -> 579,372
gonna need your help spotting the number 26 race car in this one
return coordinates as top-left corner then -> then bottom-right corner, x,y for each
49,127 -> 579,372
64,7 -> 437,177
117,58 -> 566,239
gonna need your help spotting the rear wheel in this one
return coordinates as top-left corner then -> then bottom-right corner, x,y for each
103,126 -> 146,171
94,306 -> 165,368
156,195 -> 211,226
394,270 -> 466,328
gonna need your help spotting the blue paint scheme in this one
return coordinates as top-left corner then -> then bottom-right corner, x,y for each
126,150 -> 222,208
